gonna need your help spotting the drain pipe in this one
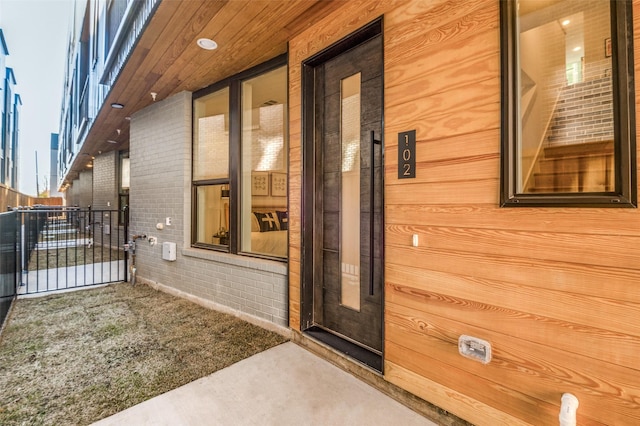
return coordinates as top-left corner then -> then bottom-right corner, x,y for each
127,234 -> 146,285
559,393 -> 579,426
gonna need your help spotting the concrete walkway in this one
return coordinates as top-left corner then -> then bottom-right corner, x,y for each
19,261 -> 125,295
93,342 -> 436,426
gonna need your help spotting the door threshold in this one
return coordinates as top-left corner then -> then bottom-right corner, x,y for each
304,326 -> 382,372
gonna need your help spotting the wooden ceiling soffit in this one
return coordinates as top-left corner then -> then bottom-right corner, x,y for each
80,1 -> 342,166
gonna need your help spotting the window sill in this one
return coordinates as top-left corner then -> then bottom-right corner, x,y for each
182,246 -> 287,275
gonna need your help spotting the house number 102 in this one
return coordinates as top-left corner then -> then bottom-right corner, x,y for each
398,130 -> 416,179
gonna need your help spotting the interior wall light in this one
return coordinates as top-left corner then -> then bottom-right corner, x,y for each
111,103 -> 124,109
197,38 -> 218,50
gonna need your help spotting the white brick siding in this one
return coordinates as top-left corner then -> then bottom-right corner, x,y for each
92,151 -> 118,210
129,91 -> 288,327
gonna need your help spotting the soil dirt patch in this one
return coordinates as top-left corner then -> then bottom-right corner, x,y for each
0,283 -> 288,425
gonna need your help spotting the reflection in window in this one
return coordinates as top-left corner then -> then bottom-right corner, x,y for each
563,13 -> 584,85
193,87 -> 230,247
118,152 -> 129,226
195,184 -> 229,247
240,66 -> 288,258
501,0 -> 636,206
192,58 -> 289,255
519,1 -> 613,193
340,73 -> 361,311
193,88 -> 229,181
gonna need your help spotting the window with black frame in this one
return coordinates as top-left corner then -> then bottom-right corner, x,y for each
118,152 -> 129,226
192,57 -> 288,258
500,0 -> 636,207
193,87 -> 230,248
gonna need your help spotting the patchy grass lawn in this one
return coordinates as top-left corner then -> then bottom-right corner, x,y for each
0,283 -> 288,426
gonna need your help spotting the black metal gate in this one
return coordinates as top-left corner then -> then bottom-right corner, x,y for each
13,206 -> 128,296
0,210 -> 18,329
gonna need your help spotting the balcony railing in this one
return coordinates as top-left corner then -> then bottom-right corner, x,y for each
100,0 -> 161,90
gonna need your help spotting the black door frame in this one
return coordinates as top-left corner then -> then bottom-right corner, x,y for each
300,18 -> 385,372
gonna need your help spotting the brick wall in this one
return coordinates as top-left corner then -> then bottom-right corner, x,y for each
91,151 -> 124,249
92,151 -> 118,209
548,71 -> 614,145
65,168 -> 97,208
129,91 -> 288,328
540,1 -> 614,146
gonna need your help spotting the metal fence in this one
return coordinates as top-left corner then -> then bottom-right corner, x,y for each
0,210 -> 18,329
18,207 -> 128,295
0,206 -> 130,322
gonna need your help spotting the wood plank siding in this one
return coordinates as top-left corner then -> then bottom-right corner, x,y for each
288,0 -> 640,424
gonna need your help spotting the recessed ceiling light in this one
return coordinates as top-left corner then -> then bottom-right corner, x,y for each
573,46 -> 581,52
197,38 -> 218,50
562,19 -> 570,26
107,140 -> 118,144
111,103 -> 124,109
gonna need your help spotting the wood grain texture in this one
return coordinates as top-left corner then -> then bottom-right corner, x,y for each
288,0 -> 640,424
385,243 -> 640,303
385,360 -> 533,426
387,332 -> 636,425
387,287 -> 640,378
386,225 -> 640,269
386,306 -> 640,425
384,203 -> 640,236
386,292 -> 640,410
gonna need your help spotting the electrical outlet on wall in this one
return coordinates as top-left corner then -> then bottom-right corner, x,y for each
458,335 -> 492,364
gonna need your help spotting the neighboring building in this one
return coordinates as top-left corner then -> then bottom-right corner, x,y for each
57,1 -> 640,425
0,29 -> 21,191
49,133 -> 62,198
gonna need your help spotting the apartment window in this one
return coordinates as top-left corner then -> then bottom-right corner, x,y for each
192,55 -> 287,258
105,0 -> 127,54
193,87 -> 230,247
118,152 -> 129,226
500,0 -> 636,207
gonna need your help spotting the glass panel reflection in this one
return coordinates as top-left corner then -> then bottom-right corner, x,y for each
239,66 -> 288,257
195,184 -> 229,247
518,1 -> 614,194
193,87 -> 229,181
340,73 -> 361,311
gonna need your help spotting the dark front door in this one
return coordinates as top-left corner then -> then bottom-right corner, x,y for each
302,21 -> 384,371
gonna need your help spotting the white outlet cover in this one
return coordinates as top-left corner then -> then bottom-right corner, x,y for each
458,335 -> 492,364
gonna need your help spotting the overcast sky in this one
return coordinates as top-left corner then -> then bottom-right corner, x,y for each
0,0 -> 73,196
